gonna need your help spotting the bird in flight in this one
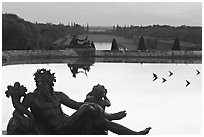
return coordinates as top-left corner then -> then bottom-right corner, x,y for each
196,70 -> 200,75
162,78 -> 167,83
153,73 -> 158,81
185,80 -> 190,87
168,71 -> 173,77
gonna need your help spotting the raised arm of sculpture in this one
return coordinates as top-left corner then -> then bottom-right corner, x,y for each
55,91 -> 84,110
56,90 -> 125,121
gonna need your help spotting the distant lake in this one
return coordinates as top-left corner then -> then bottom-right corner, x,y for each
2,63 -> 202,135
94,42 -> 111,50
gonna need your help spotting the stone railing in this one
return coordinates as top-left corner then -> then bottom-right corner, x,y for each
2,50 -> 202,66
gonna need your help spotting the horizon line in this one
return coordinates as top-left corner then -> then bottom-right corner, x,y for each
3,12 -> 202,28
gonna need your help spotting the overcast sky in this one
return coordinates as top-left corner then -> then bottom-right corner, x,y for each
2,2 -> 202,26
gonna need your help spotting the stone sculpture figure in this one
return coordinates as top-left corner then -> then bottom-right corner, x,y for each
84,84 -> 129,135
70,35 -> 88,48
5,82 -> 37,134
6,68 -> 151,135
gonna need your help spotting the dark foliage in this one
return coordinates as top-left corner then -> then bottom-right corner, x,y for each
137,36 -> 146,50
2,13 -> 85,50
172,37 -> 181,50
111,39 -> 119,51
112,25 -> 202,44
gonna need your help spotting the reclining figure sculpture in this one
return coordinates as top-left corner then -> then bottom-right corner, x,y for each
5,68 -> 151,135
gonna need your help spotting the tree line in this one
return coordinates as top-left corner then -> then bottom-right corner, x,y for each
3,13 -> 202,51
2,13 -> 86,50
112,24 -> 202,44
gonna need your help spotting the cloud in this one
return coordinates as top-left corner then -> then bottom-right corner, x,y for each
2,2 -> 202,26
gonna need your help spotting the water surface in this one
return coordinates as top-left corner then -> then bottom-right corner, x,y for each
2,63 -> 202,135
94,42 -> 111,50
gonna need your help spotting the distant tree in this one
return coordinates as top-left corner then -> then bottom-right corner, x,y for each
111,38 -> 119,51
86,23 -> 89,34
113,24 -> 201,45
112,25 -> 116,34
2,13 -> 85,50
91,42 -> 96,49
2,15 -> 28,50
115,25 -> 123,36
137,36 -> 146,50
172,36 -> 180,50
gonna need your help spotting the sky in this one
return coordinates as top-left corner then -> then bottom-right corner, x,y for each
2,2 -> 202,26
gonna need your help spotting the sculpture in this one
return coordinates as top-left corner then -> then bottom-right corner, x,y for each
84,84 -> 129,135
5,68 -> 151,135
5,82 -> 38,134
69,35 -> 95,49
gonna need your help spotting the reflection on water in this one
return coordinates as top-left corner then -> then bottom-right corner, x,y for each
67,57 -> 95,78
68,64 -> 91,78
2,63 -> 202,135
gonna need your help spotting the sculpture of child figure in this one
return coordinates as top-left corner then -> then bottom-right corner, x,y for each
84,84 -> 151,135
85,84 -> 111,110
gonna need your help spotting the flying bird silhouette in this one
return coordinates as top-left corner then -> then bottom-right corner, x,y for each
185,80 -> 190,87
168,71 -> 173,77
153,73 -> 158,81
196,70 -> 200,75
162,78 -> 167,83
